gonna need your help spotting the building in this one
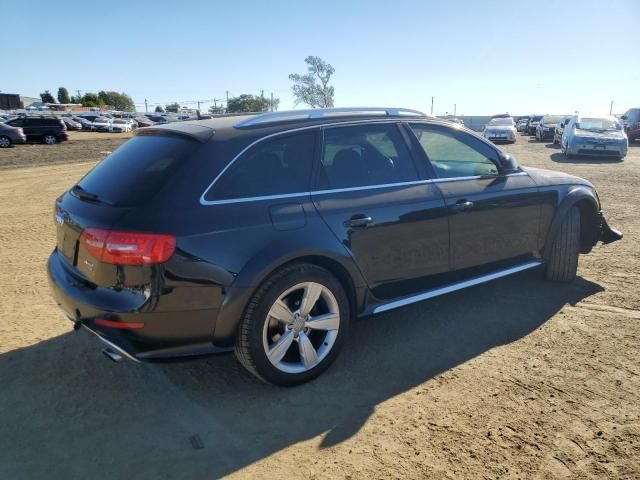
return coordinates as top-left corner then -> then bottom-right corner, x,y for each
0,93 -> 23,110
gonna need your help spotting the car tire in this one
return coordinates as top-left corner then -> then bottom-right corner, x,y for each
545,206 -> 580,282
43,135 -> 57,145
235,262 -> 350,386
0,136 -> 11,148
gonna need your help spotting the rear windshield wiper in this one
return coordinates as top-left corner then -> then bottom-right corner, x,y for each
71,185 -> 117,206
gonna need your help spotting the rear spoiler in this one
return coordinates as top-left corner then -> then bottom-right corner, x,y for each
135,122 -> 215,143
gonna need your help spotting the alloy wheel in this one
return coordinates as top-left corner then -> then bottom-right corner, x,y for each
44,135 -> 57,145
262,282 -> 340,374
0,136 -> 10,148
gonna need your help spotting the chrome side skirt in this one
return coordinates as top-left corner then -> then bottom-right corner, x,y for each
372,260 -> 543,314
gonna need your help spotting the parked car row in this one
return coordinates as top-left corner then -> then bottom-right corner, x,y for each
0,116 -> 68,147
0,112 -> 165,146
512,109 -> 636,160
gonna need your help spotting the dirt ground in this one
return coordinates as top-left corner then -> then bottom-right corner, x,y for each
0,131 -> 638,480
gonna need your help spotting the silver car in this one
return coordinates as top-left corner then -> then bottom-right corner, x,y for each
562,115 -> 628,159
482,117 -> 517,143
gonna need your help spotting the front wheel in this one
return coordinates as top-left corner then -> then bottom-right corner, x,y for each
43,135 -> 57,145
235,263 -> 350,386
545,207 -> 580,282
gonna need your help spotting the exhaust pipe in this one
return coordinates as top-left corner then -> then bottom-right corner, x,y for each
102,348 -> 123,363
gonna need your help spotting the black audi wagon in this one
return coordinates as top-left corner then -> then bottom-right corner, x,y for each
48,108 -> 622,385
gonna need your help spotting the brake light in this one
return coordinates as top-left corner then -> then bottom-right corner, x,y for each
80,228 -> 176,265
17,128 -> 24,136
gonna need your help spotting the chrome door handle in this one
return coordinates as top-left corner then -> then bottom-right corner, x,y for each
452,200 -> 474,211
344,215 -> 373,228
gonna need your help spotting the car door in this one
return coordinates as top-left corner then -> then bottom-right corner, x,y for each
311,122 -> 449,300
408,123 -> 544,271
26,118 -> 45,141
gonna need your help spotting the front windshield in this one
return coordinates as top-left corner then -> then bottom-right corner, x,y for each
532,116 -> 543,122
489,118 -> 513,126
576,118 -> 620,131
543,115 -> 563,124
95,118 -> 108,123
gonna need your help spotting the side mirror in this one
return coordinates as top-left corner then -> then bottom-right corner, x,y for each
500,154 -> 519,174
621,115 -> 627,120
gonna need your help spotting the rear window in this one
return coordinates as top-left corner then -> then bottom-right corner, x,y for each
76,135 -> 198,206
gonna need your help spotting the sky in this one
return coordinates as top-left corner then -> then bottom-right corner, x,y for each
1,0 -> 638,115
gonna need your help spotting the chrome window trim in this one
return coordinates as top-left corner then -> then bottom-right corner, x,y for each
200,119 -> 410,206
199,119 -> 529,206
200,172 -> 529,206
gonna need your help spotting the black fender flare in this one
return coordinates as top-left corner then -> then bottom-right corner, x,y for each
542,186 -> 600,260
212,232 -> 367,346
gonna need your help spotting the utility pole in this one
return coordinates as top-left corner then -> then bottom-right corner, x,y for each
609,100 -> 613,115
430,96 -> 434,115
144,98 -> 148,113
197,100 -> 201,111
260,89 -> 264,98
226,90 -> 229,108
270,92 -> 274,112
454,104 -> 457,117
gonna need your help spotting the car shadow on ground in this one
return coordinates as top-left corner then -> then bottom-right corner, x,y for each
0,272 -> 603,479
550,152 -> 624,164
545,143 -> 561,150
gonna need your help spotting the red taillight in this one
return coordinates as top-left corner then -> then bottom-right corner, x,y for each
95,318 -> 145,329
80,228 -> 176,265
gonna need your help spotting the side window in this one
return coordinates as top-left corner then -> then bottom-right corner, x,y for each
317,123 -> 418,189
409,125 -> 500,178
8,118 -> 23,127
206,131 -> 315,201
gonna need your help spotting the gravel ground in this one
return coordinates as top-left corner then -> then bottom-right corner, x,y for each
0,131 -> 638,479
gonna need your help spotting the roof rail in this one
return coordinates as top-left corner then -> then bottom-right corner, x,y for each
235,107 -> 427,128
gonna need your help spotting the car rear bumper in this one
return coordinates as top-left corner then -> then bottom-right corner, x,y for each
47,249 -> 228,360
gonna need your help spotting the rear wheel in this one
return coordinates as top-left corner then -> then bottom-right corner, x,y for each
235,263 -> 350,386
0,136 -> 11,148
545,207 -> 580,282
43,135 -> 57,145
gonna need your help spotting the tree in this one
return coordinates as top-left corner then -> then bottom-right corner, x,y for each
226,94 -> 273,113
289,56 -> 335,108
40,90 -> 56,104
97,91 -> 135,111
80,93 -> 103,108
57,87 -> 71,104
165,102 -> 181,113
155,105 -> 165,113
208,105 -> 225,114
267,96 -> 280,112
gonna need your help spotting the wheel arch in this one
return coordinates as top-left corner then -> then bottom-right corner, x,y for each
212,243 -> 367,347
542,186 -> 601,260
